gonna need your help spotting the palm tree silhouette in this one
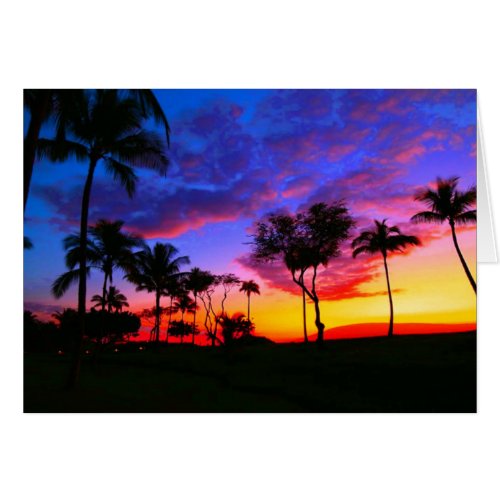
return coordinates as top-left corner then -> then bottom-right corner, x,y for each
164,277 -> 184,343
38,90 -> 168,387
126,243 -> 190,343
173,294 -> 197,343
352,220 -> 421,337
186,268 -> 213,344
411,176 -> 476,293
52,219 -> 142,310
239,280 -> 260,324
91,286 -> 129,312
24,89 -> 170,213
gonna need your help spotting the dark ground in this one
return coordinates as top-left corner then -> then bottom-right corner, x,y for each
24,332 -> 476,412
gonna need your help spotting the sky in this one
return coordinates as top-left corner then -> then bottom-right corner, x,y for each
23,89 -> 477,342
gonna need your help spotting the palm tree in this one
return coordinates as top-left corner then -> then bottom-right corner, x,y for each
173,294 -> 197,343
126,243 -> 190,343
411,176 -> 477,293
24,89 -> 170,213
164,277 -> 184,343
239,280 -> 260,325
186,268 -> 213,344
91,286 -> 129,312
352,219 -> 421,337
52,219 -> 142,310
39,90 -> 169,387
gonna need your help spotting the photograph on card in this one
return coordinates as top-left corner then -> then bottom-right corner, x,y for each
24,89 -> 477,412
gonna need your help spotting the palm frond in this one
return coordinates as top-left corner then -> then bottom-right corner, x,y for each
36,138 -> 88,163
104,158 -> 138,197
107,131 -> 169,174
24,236 -> 33,249
410,211 -> 446,224
51,268 -> 89,298
126,89 -> 171,146
454,209 -> 477,225
352,245 -> 374,258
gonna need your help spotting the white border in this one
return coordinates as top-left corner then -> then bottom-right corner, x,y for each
2,2 -> 499,499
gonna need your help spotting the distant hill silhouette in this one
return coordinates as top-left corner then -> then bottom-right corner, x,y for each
308,323 -> 476,341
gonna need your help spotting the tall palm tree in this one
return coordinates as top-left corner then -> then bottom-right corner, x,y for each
39,90 -> 169,387
186,267 -> 213,344
352,220 -> 421,337
239,280 -> 260,323
52,219 -> 142,310
126,243 -> 190,343
173,294 -> 197,343
411,176 -> 477,293
24,89 -> 170,213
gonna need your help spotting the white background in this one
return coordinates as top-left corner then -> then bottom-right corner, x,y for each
1,1 -> 499,499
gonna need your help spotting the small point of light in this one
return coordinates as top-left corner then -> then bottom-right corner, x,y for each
139,346 -> 144,351
114,348 -> 119,352
57,350 -> 63,355
85,350 -> 90,355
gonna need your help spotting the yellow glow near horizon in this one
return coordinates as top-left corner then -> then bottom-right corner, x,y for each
245,229 -> 476,340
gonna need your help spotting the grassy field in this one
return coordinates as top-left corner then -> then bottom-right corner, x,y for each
24,332 -> 476,412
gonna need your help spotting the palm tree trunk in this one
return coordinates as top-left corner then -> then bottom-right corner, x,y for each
101,275 -> 108,311
247,293 -> 251,321
67,157 -> 97,389
94,273 -> 108,361
155,291 -> 161,343
192,294 -> 197,344
302,287 -> 308,343
166,296 -> 173,344
450,222 -> 477,294
383,254 -> 394,337
24,91 -> 51,212
181,311 -> 185,343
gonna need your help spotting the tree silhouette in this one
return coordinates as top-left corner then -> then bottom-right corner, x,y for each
24,89 -> 170,213
38,91 -> 169,387
411,176 -> 476,293
173,295 -> 197,343
91,286 -> 129,312
197,272 -> 218,345
218,313 -> 254,347
352,220 -> 421,337
126,243 -> 190,343
52,220 -> 142,310
167,320 -> 195,344
164,277 -> 184,343
251,202 -> 354,344
186,268 -> 214,344
239,280 -> 260,331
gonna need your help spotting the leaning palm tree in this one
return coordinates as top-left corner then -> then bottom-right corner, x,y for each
24,89 -> 170,213
39,90 -> 169,387
239,280 -> 260,324
126,243 -> 190,343
411,176 -> 476,294
352,220 -> 421,337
